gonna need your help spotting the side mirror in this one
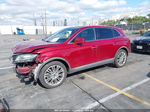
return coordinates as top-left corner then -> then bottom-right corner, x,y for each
74,37 -> 85,45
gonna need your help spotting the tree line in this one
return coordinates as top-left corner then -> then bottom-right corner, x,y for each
101,13 -> 150,25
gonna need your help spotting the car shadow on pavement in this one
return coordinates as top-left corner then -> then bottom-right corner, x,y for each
68,64 -> 111,78
131,51 -> 150,55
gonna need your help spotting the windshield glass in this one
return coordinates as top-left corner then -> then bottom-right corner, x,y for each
143,31 -> 150,37
44,28 -> 79,43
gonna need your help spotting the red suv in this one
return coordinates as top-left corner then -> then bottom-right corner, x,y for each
12,26 -> 131,88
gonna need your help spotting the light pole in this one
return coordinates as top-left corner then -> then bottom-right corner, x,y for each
44,10 -> 47,36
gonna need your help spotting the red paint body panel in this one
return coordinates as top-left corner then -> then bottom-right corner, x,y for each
12,26 -> 131,72
12,40 -> 62,53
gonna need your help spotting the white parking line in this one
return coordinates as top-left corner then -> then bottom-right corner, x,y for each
82,78 -> 150,109
0,66 -> 14,70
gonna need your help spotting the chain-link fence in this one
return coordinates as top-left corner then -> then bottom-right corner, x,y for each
112,22 -> 150,30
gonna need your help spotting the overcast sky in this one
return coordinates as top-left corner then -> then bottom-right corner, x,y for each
0,0 -> 150,25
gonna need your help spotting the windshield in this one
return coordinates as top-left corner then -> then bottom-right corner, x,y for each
44,28 -> 79,43
143,31 -> 150,37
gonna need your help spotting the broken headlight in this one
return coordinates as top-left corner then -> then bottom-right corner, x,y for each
14,54 -> 38,63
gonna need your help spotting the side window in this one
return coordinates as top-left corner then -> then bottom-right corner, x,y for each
71,28 -> 95,42
95,28 -> 113,40
112,29 -> 121,37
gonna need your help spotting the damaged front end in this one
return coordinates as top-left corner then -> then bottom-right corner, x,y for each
12,53 -> 39,84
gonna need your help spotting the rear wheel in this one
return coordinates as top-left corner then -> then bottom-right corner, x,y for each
39,61 -> 67,89
114,49 -> 127,68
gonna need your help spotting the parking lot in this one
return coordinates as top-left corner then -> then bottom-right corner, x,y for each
0,33 -> 150,111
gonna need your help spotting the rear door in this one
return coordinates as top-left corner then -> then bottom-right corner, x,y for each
95,27 -> 117,61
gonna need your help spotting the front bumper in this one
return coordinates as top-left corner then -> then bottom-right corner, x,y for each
131,43 -> 150,53
17,66 -> 33,74
12,53 -> 39,75
15,64 -> 38,83
12,54 -> 41,83
16,64 -> 37,75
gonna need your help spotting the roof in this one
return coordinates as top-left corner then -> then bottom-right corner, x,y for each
67,25 -> 121,30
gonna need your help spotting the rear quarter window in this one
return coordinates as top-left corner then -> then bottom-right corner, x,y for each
112,29 -> 121,37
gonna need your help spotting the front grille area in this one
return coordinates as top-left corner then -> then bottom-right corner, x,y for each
134,41 -> 150,49
131,41 -> 150,53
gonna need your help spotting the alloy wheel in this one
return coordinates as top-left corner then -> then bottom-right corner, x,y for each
116,51 -> 127,66
44,65 -> 65,86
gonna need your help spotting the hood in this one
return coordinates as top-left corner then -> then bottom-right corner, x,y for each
12,40 -> 60,53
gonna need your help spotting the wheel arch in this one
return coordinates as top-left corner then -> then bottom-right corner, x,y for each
116,46 -> 129,56
33,57 -> 71,81
49,59 -> 70,72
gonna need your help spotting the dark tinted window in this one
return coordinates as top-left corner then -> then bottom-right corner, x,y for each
95,28 -> 113,40
72,28 -> 95,42
112,29 -> 121,37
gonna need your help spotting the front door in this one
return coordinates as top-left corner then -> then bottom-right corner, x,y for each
67,28 -> 97,68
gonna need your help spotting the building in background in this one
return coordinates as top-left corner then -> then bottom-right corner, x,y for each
0,26 -> 69,35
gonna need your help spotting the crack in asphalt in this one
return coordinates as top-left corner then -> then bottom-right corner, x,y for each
70,80 -> 111,112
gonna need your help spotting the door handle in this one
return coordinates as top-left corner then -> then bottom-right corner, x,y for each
92,46 -> 97,49
113,42 -> 118,45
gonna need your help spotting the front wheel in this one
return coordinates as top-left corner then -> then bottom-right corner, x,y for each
39,61 -> 67,89
114,49 -> 127,68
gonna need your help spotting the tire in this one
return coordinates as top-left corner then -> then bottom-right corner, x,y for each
114,49 -> 127,68
39,61 -> 67,89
